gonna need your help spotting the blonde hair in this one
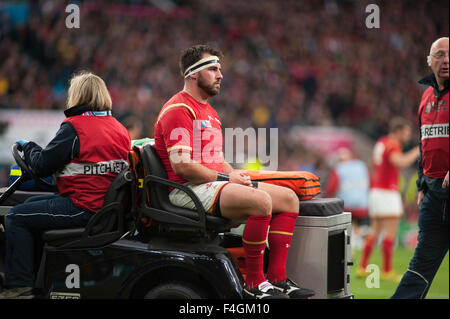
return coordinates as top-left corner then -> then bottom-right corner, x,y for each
66,71 -> 112,110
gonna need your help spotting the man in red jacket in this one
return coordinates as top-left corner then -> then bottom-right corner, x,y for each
0,71 -> 131,299
392,37 -> 449,299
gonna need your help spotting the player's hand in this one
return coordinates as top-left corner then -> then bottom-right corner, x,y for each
417,190 -> 425,207
229,170 -> 252,186
442,171 -> 449,188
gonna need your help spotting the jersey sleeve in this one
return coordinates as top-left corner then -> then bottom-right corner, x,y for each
386,140 -> 402,161
23,122 -> 79,177
158,107 -> 194,155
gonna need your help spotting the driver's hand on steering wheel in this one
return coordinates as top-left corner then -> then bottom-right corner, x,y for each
15,139 -> 29,150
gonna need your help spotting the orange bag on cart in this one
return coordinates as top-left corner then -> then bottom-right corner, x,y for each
243,170 -> 320,200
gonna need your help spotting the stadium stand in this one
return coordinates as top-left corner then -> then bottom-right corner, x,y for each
0,0 -> 448,181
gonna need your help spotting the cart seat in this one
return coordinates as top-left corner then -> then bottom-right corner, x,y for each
41,169 -> 133,248
139,144 -> 243,236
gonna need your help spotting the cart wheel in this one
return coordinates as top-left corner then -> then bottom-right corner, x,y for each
144,282 -> 206,299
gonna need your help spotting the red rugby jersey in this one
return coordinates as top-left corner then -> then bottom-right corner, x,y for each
371,136 -> 402,191
154,91 -> 226,185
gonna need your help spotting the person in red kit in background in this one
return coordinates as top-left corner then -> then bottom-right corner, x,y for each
154,44 -> 314,299
358,117 -> 420,282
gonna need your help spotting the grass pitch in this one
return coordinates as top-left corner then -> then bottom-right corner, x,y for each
350,247 -> 449,299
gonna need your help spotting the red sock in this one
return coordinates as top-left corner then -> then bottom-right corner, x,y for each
243,214 -> 271,289
267,212 -> 298,284
382,237 -> 395,273
360,234 -> 376,269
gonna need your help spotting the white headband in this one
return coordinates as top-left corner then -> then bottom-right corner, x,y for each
184,55 -> 220,78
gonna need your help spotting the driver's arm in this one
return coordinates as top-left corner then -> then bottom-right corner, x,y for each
23,122 -> 80,177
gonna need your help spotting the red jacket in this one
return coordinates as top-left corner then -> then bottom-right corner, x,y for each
418,78 -> 449,180
57,111 -> 130,212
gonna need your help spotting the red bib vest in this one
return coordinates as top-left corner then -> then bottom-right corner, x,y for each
418,87 -> 449,179
57,113 -> 131,212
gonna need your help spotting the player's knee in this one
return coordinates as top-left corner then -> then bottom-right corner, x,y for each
285,188 -> 299,212
252,190 -> 272,216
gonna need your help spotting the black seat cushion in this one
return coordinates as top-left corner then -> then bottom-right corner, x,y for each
300,198 -> 344,217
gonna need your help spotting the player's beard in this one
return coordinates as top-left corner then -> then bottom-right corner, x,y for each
198,74 -> 220,97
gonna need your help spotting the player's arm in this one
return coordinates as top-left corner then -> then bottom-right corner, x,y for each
159,108 -> 217,184
170,152 -> 251,186
161,108 -> 250,186
222,153 -> 234,174
170,151 -> 219,184
389,146 -> 420,169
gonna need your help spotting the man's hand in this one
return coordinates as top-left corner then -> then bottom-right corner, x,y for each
417,190 -> 425,207
442,171 -> 449,188
229,170 -> 252,186
15,139 -> 29,150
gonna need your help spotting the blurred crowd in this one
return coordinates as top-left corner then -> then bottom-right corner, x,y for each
0,0 -> 448,181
